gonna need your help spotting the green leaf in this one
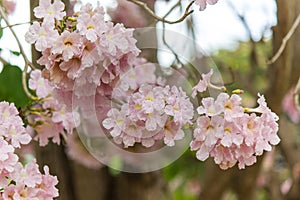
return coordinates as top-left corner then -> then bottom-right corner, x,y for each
0,64 -> 29,107
10,50 -> 21,56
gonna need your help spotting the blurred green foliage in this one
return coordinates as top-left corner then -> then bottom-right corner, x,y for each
0,64 -> 29,107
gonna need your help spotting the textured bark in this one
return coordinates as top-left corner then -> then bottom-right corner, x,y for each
113,171 -> 168,200
71,162 -> 112,200
267,0 -> 300,199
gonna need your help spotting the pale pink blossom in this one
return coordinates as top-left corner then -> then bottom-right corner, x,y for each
164,86 -> 194,124
25,21 -> 58,52
77,4 -> 105,42
194,0 -> 219,11
29,69 -> 52,98
102,106 -> 128,137
98,22 -> 140,66
0,102 -> 32,148
52,31 -> 82,61
52,108 -> 80,134
161,119 -> 185,146
191,91 -> 280,170
220,121 -> 243,147
34,0 -> 66,21
216,93 -> 244,121
197,97 -> 224,116
104,83 -> 193,148
11,160 -> 42,187
0,101 -> 19,123
192,69 -> 213,98
4,124 -> 31,148
0,139 -> 18,173
35,166 -> 59,199
33,118 -> 64,146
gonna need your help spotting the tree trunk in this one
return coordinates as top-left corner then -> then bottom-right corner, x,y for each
267,0 -> 300,199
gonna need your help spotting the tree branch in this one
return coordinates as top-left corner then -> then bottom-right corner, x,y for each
267,13 -> 300,65
127,0 -> 194,24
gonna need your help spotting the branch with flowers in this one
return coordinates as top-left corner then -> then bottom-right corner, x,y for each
0,0 -> 283,199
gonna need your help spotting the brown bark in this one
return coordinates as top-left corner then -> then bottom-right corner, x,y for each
267,0 -> 300,199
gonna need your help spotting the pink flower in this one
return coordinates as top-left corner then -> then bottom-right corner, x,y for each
29,69 -> 52,98
4,124 -> 31,148
33,118 -> 64,146
144,110 -> 166,131
98,23 -> 140,66
192,69 -> 213,98
0,102 -> 32,148
52,31 -> 82,61
164,86 -> 194,124
220,121 -> 243,147
0,101 -> 19,123
194,0 -> 219,11
191,92 -> 280,170
161,119 -> 185,146
11,160 -> 42,187
25,21 -> 59,52
77,4 -> 105,42
216,93 -> 244,121
35,166 -> 59,199
52,108 -> 80,134
102,106 -> 128,137
80,40 -> 102,70
210,144 -> 236,170
34,0 -> 66,21
0,139 -> 18,173
197,96 -> 224,116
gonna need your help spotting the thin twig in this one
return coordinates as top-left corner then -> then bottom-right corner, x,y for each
127,0 -> 194,24
1,21 -> 31,29
267,13 -> 300,65
162,0 -> 181,19
0,6 -> 37,100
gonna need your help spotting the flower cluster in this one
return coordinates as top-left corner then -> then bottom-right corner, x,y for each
27,69 -> 79,146
25,0 -> 140,96
103,60 -> 194,147
190,73 -> 280,169
0,102 -> 31,148
193,0 -> 219,11
0,102 -> 58,199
